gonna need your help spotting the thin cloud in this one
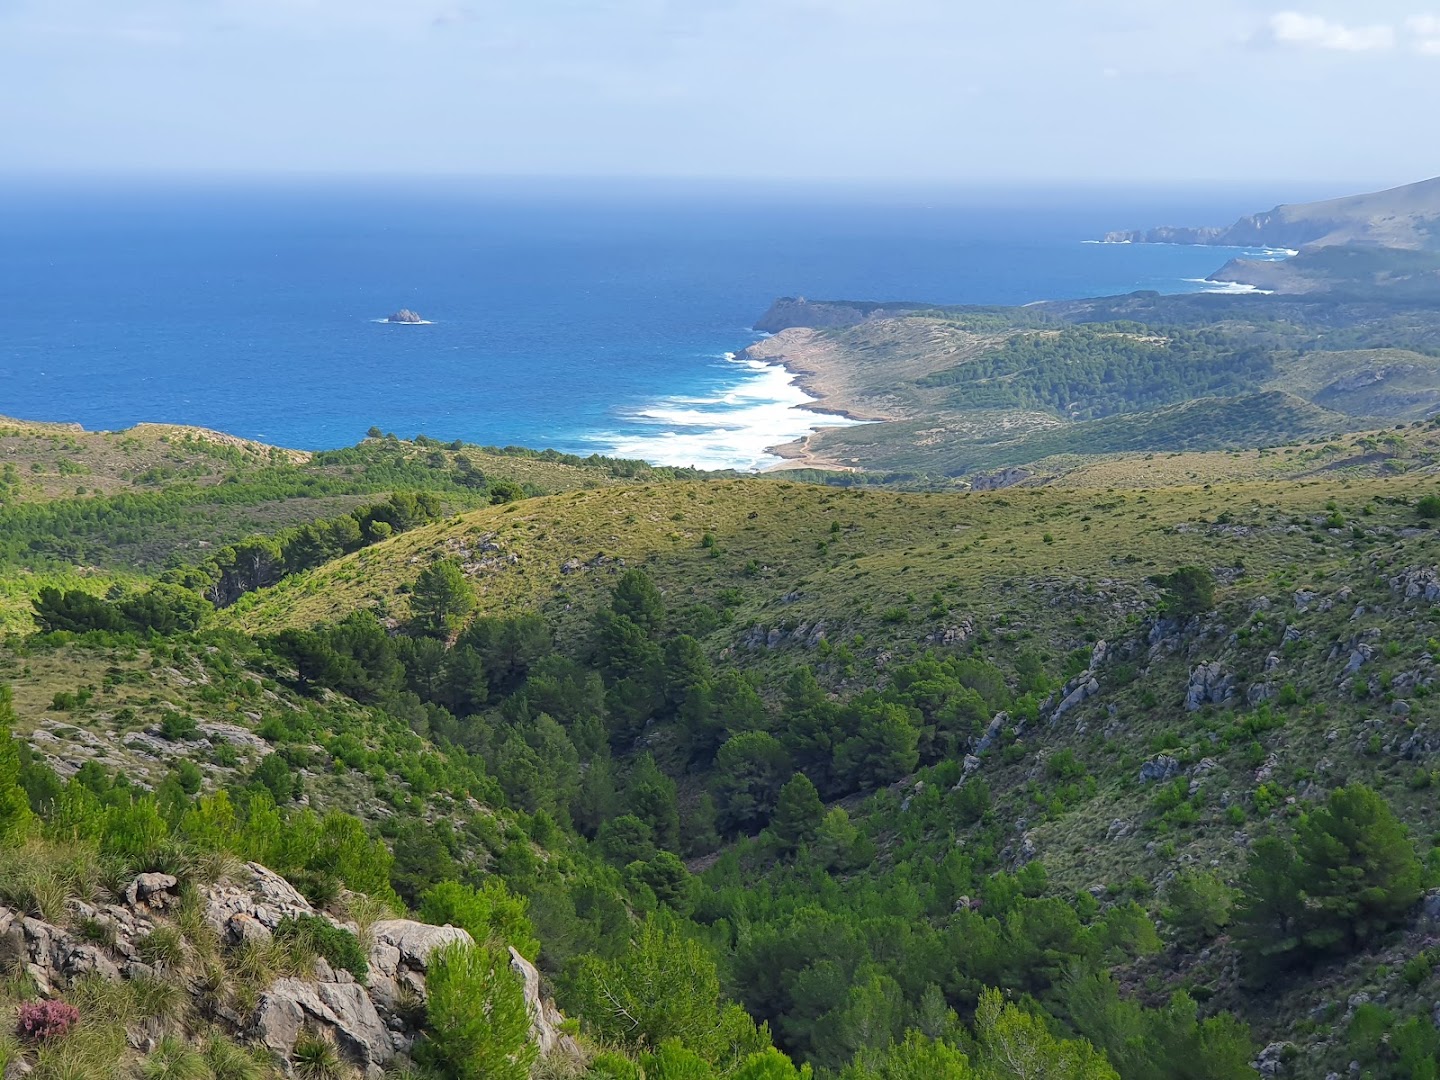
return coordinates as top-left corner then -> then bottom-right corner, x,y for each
1268,11 -> 1395,51
1407,13 -> 1440,52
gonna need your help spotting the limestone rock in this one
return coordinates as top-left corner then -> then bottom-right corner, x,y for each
1185,661 -> 1234,712
370,920 -> 472,974
1392,566 -> 1440,602
204,862 -> 314,935
257,977 -> 393,1073
386,309 -> 424,324
1139,755 -> 1181,784
975,713 -> 1008,754
509,948 -> 581,1059
1052,677 -> 1099,722
124,873 -> 179,911
1252,1041 -> 1294,1078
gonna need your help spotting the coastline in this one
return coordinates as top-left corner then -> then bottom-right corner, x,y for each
735,330 -> 894,472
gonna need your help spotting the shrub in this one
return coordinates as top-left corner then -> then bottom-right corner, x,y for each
138,925 -> 187,970
1152,565 -> 1216,616
1162,869 -> 1233,947
158,713 -> 199,742
291,1030 -> 344,1080
203,1036 -> 268,1080
418,880 -> 540,962
17,1001 -> 79,1040
274,915 -> 368,983
1418,494 -> 1440,519
141,1035 -> 211,1080
415,943 -> 535,1080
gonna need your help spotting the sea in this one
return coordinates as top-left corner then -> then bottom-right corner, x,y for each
0,179 -> 1300,471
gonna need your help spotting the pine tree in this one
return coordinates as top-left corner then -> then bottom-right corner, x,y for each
771,773 -> 825,851
410,559 -> 474,637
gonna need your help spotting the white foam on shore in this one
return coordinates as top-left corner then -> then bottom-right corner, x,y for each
1182,278 -> 1275,295
371,318 -> 435,325
584,352 -> 868,472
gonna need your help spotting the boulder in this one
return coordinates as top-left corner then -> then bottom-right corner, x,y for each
1139,755 -> 1181,784
1185,661 -> 1234,712
1251,1042 -> 1294,1078
1052,677 -> 1099,722
975,713 -> 1008,754
204,862 -> 314,935
1343,645 -> 1373,677
256,977 -> 393,1074
370,920 -> 472,974
124,873 -> 179,911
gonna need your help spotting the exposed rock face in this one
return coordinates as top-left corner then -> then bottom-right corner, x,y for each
1185,661 -> 1235,711
968,467 -> 1032,492
509,948 -> 581,1058
1052,677 -> 1099,722
1139,755 -> 1181,784
386,309 -> 424,324
255,978 -> 393,1075
1,864 -> 575,1078
1392,566 -> 1440,603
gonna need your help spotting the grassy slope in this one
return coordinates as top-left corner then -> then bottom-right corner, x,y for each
226,465 -> 1440,673
0,424 -> 649,633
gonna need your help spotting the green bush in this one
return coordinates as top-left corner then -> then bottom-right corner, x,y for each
415,943 -> 536,1080
274,915 -> 368,983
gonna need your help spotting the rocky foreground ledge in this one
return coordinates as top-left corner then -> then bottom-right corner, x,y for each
1,861 -> 576,1077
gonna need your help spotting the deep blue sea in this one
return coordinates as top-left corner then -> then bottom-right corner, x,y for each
0,179 -> 1295,470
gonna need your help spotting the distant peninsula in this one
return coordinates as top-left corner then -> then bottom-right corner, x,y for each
1108,176 -> 1440,297
1105,176 -> 1440,251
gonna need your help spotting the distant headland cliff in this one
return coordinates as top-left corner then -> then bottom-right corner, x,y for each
1104,176 -> 1440,252
1108,176 -> 1440,297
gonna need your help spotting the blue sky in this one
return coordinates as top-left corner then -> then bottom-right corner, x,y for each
1,0 -> 1436,185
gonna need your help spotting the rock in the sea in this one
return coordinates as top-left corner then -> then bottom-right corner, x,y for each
386,309 -> 424,324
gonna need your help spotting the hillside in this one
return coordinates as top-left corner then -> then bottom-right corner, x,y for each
0,424 -> 702,634
8,433 -> 1440,1078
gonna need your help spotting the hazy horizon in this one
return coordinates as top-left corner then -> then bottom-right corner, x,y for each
3,1 -> 1438,186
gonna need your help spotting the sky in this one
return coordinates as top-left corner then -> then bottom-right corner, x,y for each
1,0 -> 1437,187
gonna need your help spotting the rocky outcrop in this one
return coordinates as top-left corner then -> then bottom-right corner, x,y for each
1138,755 -> 1182,784
968,467 -> 1032,492
255,978 -> 393,1073
739,621 -> 827,651
1185,661 -> 1235,711
509,947 -> 580,1058
1,863 -> 575,1078
386,309 -> 425,324
1392,566 -> 1440,603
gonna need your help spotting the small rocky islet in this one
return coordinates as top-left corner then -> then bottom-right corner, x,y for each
385,309 -> 424,324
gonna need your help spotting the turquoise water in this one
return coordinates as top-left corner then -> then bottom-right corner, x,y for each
0,179 -> 1285,469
